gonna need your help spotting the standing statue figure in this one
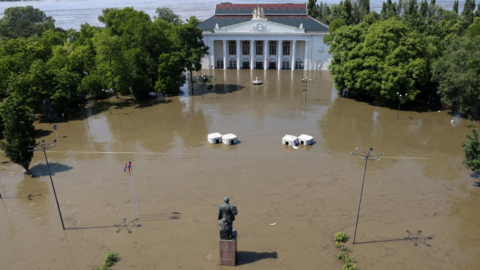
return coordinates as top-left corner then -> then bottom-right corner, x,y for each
260,7 -> 265,18
252,7 -> 259,19
218,197 -> 238,240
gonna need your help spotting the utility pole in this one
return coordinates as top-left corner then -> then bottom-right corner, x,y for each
302,77 -> 313,101
29,140 -> 65,230
351,147 -> 384,244
397,92 -> 407,120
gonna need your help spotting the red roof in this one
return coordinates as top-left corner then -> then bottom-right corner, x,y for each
216,4 -> 306,11
215,3 -> 307,15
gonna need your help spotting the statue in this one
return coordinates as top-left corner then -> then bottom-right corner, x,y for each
252,5 -> 265,19
218,197 -> 238,240
252,7 -> 259,19
41,99 -> 61,123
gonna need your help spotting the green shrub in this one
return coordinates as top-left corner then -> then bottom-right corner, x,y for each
343,262 -> 358,270
334,241 -> 343,248
334,231 -> 347,242
104,252 -> 117,267
337,252 -> 354,264
91,265 -> 107,270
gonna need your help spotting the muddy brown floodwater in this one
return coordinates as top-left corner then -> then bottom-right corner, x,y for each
1,70 -> 479,270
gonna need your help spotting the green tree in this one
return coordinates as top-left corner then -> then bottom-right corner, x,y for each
432,36 -> 480,114
154,7 -> 183,25
307,0 -> 318,18
169,17 -> 209,95
453,0 -> 459,14
156,52 -> 185,94
462,128 -> 480,175
329,19 -> 428,101
467,17 -> 480,37
0,97 -> 36,171
0,6 -> 55,38
323,18 -> 347,44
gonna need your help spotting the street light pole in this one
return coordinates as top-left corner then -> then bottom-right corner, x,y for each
351,147 -> 384,244
301,77 -> 312,101
29,140 -> 65,230
196,76 -> 206,99
397,92 -> 407,120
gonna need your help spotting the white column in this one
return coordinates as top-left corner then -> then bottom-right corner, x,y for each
304,40 -> 309,70
210,40 -> 215,69
278,40 -> 283,70
237,40 -> 241,70
223,40 -> 227,70
264,40 -> 268,70
250,40 -> 254,69
291,40 -> 296,70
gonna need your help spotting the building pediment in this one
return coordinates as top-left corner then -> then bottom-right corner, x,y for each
214,19 -> 305,34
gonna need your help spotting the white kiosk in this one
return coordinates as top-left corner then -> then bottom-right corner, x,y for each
282,135 -> 299,146
222,134 -> 238,145
208,133 -> 223,144
298,134 -> 314,145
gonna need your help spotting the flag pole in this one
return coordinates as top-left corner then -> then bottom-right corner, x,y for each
129,160 -> 140,220
125,164 -> 137,220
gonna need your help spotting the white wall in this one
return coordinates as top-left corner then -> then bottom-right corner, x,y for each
201,33 -> 332,70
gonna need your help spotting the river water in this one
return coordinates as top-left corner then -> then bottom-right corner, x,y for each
0,70 -> 479,269
0,0 -> 459,30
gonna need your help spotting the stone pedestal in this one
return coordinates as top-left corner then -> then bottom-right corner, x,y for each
219,235 -> 237,266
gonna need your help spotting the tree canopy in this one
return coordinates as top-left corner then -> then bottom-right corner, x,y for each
0,6 -> 55,39
0,97 -> 36,171
462,128 -> 480,174
314,0 -> 480,115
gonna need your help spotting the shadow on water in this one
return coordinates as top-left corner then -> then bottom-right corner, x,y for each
354,230 -> 433,247
29,163 -> 73,178
344,94 -> 444,114
237,251 -> 278,265
67,218 -> 141,233
189,84 -> 245,97
138,212 -> 181,221
34,129 -> 53,138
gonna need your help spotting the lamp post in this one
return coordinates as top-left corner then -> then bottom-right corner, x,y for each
29,140 -> 65,230
301,77 -> 312,101
351,147 -> 384,244
397,92 -> 407,120
103,88 -> 113,115
196,76 -> 207,99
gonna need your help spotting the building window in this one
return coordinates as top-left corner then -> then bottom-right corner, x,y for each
269,41 -> 277,55
229,41 -> 236,55
282,41 -> 290,56
295,58 -> 303,69
217,59 -> 224,69
256,41 -> 263,55
282,59 -> 290,69
269,62 -> 277,69
229,59 -> 237,69
242,41 -> 249,55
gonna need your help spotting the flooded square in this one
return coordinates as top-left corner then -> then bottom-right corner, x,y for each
0,70 -> 479,269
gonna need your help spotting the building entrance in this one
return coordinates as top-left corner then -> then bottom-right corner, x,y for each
243,62 -> 250,69
255,62 -> 263,69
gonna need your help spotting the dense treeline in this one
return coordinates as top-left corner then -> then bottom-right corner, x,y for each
308,0 -> 480,115
0,6 -> 208,170
0,6 -> 207,113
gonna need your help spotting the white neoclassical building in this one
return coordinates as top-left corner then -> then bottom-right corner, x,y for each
197,3 -> 332,71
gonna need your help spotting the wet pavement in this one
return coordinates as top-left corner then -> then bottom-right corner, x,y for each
0,69 -> 479,269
